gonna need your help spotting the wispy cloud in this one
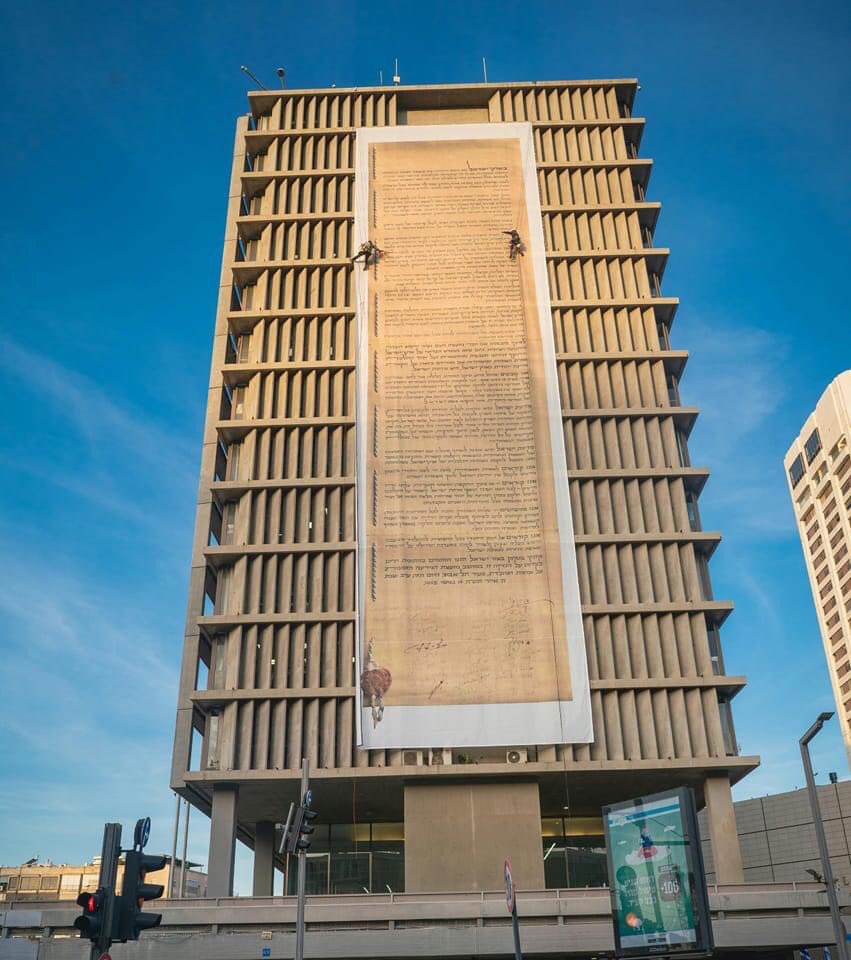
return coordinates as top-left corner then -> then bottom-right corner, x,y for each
0,545 -> 181,863
0,334 -> 197,529
679,317 -> 793,538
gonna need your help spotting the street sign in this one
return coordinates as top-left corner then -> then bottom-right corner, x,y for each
504,859 -> 515,914
304,789 -> 312,807
133,817 -> 151,851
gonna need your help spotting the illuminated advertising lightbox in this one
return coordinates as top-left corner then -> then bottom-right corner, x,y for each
602,787 -> 713,958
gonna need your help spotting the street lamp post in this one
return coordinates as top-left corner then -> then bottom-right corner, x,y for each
801,712 -> 848,960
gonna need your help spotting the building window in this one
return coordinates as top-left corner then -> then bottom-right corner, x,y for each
666,374 -> 680,407
541,817 -> 608,889
675,429 -> 691,467
19,877 -> 39,891
285,823 -> 404,895
719,698 -> 738,755
686,491 -> 701,532
805,428 -> 822,464
706,623 -> 725,675
789,454 -> 805,488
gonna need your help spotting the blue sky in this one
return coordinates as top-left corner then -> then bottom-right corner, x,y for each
1,0 -> 849,891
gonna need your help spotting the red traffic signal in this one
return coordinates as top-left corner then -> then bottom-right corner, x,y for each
74,888 -> 105,942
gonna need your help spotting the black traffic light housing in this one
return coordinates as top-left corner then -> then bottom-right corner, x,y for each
286,802 -> 318,854
74,888 -> 108,945
117,850 -> 166,941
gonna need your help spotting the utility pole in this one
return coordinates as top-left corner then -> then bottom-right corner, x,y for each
75,822 -> 121,960
295,757 -> 309,960
801,712 -> 848,960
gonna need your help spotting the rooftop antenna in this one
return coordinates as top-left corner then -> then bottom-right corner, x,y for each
276,67 -> 286,88
240,65 -> 267,90
379,70 -> 384,86
482,57 -> 488,83
393,58 -> 401,85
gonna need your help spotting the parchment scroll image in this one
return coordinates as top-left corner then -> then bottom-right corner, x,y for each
354,124 -> 591,750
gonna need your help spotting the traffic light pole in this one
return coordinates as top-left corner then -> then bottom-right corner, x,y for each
295,757 -> 309,960
92,822 -> 121,960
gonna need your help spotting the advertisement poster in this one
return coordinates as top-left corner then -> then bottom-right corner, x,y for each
353,122 -> 591,750
603,788 -> 713,957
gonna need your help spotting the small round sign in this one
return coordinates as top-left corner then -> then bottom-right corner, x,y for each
304,789 -> 313,807
134,816 -> 151,851
504,858 -> 515,914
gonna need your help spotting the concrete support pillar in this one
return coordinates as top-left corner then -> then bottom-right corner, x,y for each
404,780 -> 544,893
704,773 -> 744,883
208,784 -> 239,897
252,821 -> 276,897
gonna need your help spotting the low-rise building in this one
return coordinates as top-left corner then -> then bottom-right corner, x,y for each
0,855 -> 207,902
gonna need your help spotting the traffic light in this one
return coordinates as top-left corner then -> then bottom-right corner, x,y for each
287,801 -> 318,853
117,850 -> 166,941
74,888 -> 109,946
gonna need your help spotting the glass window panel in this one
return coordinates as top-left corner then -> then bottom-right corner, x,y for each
541,817 -> 565,838
805,429 -> 822,464
19,877 -> 39,891
371,822 -> 404,841
330,823 -> 370,843
564,817 -> 604,837
372,848 -> 404,893
542,843 -> 568,888
329,852 -> 370,895
789,454 -> 805,487
565,839 -> 608,887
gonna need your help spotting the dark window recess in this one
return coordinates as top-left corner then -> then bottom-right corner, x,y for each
788,454 -> 805,488
719,698 -> 738,755
686,492 -> 701,532
220,384 -> 233,420
805,429 -> 822,464
667,374 -> 680,407
642,225 -> 654,248
675,429 -> 691,468
707,623 -> 725,675
696,555 -> 714,600
657,320 -> 671,350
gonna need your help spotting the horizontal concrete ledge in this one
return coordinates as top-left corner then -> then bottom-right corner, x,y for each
178,755 -> 760,784
1,884 -> 841,958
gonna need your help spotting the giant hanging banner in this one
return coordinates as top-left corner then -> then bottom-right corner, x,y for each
354,123 -> 591,749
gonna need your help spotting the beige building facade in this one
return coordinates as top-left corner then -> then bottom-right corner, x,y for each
171,78 -> 757,898
785,371 -> 851,763
0,856 -> 206,903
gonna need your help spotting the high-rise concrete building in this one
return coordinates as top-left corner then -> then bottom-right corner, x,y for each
171,78 -> 757,898
785,371 -> 851,762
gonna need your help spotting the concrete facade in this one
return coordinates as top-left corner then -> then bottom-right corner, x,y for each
170,78 -> 757,897
701,779 -> 851,886
785,372 -> 851,764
